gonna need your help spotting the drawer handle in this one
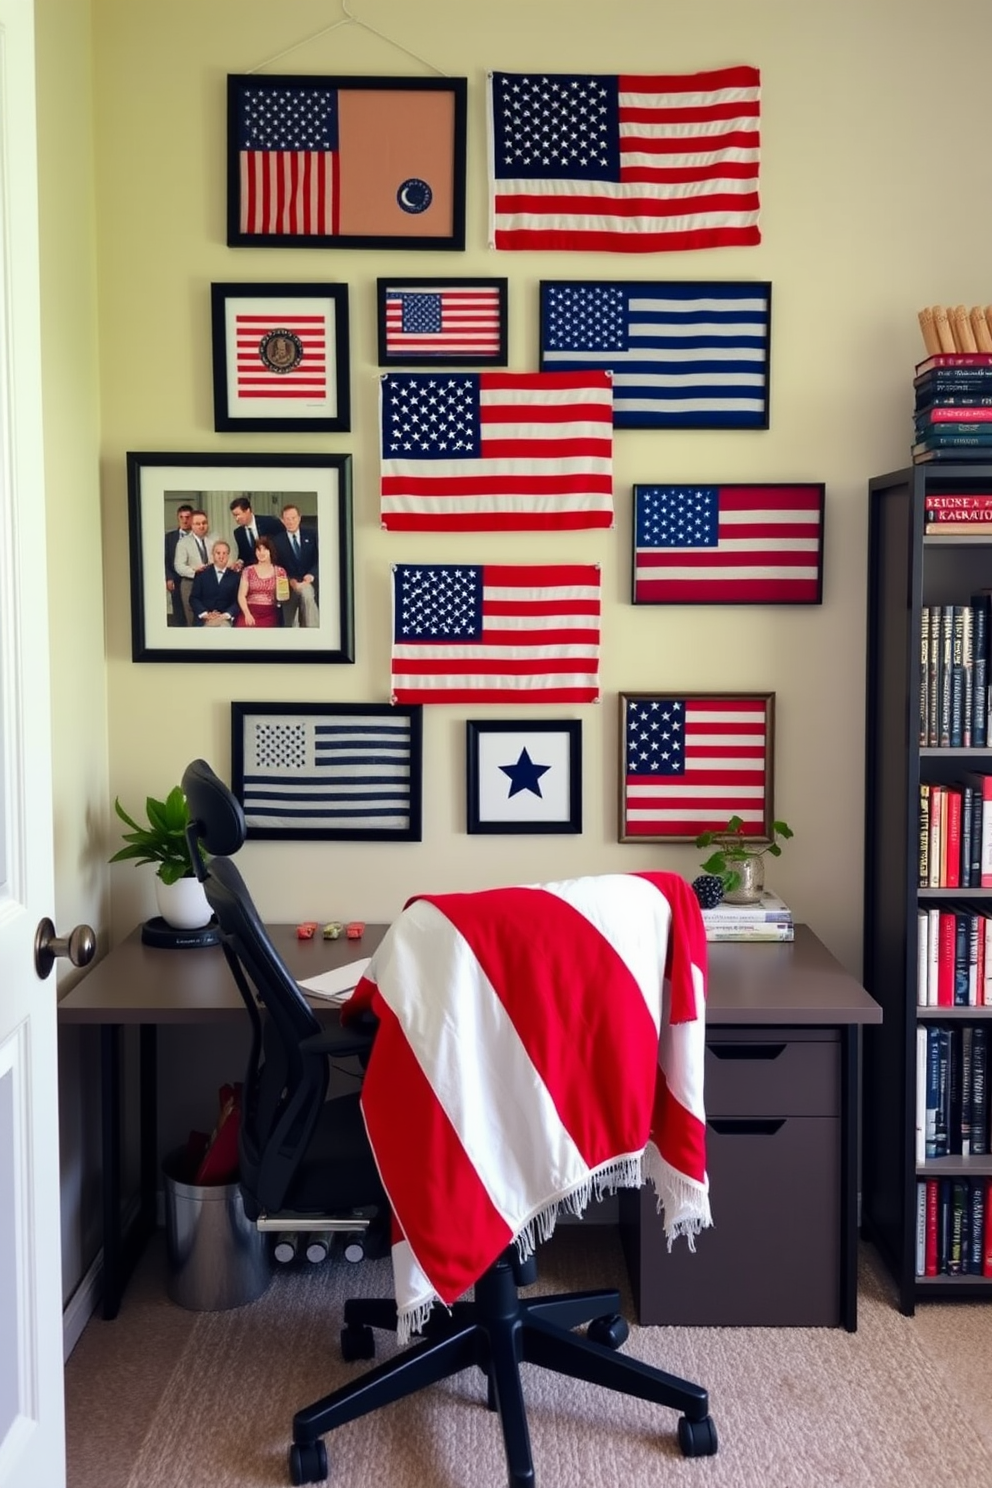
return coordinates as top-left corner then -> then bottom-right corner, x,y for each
709,1043 -> 787,1062
708,1118 -> 785,1137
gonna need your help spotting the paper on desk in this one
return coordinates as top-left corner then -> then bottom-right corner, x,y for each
297,957 -> 370,1004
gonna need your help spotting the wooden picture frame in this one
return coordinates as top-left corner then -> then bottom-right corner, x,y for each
466,720 -> 582,834
227,74 -> 467,250
129,451 -> 354,664
231,702 -> 422,841
210,282 -> 350,433
539,279 -> 772,429
618,692 -> 774,843
632,483 -> 825,605
376,277 -> 508,366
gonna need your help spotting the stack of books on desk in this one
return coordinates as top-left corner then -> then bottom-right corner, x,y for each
702,891 -> 794,942
913,352 -> 992,463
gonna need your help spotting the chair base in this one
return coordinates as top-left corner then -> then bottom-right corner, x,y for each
289,1251 -> 716,1486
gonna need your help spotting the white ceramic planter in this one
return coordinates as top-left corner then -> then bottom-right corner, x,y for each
155,875 -> 211,929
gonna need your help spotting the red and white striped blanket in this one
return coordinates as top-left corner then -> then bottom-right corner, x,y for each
342,870 -> 710,1342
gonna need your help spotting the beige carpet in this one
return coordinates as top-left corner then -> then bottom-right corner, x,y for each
66,1226 -> 992,1488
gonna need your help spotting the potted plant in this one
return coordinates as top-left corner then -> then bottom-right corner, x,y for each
110,787 -> 211,929
695,815 -> 794,904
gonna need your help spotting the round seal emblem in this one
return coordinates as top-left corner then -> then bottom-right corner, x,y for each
396,177 -> 433,215
258,329 -> 304,375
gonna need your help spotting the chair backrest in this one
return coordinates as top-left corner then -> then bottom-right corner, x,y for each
181,758 -> 330,1215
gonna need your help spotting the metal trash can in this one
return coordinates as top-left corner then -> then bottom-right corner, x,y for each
162,1147 -> 271,1310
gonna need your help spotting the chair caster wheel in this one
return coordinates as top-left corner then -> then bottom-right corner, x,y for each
678,1414 -> 718,1457
587,1313 -> 629,1350
289,1438 -> 328,1484
340,1323 -> 375,1362
512,1252 -> 538,1286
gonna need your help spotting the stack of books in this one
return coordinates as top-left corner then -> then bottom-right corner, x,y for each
701,890 -> 794,943
913,353 -> 992,464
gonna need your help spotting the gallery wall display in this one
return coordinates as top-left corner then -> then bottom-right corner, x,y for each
130,451 -> 354,664
376,277 -> 508,366
632,483 -> 825,605
618,692 -> 774,843
210,282 -> 351,433
539,279 -> 772,429
466,719 -> 582,835
227,74 -> 467,250
231,702 -> 423,842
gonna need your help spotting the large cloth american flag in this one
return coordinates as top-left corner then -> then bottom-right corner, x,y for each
622,694 -> 770,840
342,870 -> 710,1342
488,68 -> 760,252
540,282 -> 770,428
391,563 -> 601,704
633,484 -> 824,604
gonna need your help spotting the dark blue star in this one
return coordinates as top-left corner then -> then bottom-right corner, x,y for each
498,747 -> 551,798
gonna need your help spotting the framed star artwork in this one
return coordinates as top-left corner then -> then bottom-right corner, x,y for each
466,720 -> 582,835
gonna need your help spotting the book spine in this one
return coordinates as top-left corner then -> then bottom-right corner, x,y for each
937,911 -> 956,1005
916,1181 -> 927,1277
929,784 -> 944,888
936,1028 -> 951,1155
961,1024 -> 974,1152
916,1025 -> 928,1158
971,788 -> 984,884
916,354 -> 992,372
920,607 -> 931,748
704,928 -> 794,943
971,1024 -> 988,1156
970,1181 -> 985,1273
917,911 -> 929,1008
924,407 -> 992,422
964,606 -> 974,747
985,1180 -> 992,1277
950,608 -> 966,747
968,915 -> 980,1007
925,1179 -> 939,1276
941,606 -> 954,748
972,596 -> 989,748
919,399 -> 992,412
928,905 -> 940,1006
948,1181 -> 967,1273
928,605 -> 941,747
954,914 -> 970,1007
926,1025 -> 940,1158
961,784 -> 974,886
945,788 -> 962,887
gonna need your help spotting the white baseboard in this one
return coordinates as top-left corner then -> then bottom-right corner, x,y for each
63,1250 -> 102,1361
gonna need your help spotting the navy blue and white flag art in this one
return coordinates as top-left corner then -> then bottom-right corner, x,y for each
540,280 -> 771,429
231,703 -> 423,841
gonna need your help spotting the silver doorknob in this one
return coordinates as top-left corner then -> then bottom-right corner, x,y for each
34,918 -> 96,980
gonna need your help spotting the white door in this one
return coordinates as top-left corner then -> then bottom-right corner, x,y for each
0,1 -> 66,1485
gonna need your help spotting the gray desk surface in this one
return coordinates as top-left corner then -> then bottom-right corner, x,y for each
58,921 -> 881,1027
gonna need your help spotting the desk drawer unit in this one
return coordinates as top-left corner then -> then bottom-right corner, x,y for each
621,1027 -> 842,1326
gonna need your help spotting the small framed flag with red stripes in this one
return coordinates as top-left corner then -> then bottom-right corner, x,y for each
632,483 -> 825,605
210,283 -> 351,433
377,277 -> 508,367
619,692 -> 774,843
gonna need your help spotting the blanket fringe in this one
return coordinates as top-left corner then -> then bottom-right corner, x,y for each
396,1298 -> 436,1348
513,1154 -> 645,1264
642,1143 -> 712,1251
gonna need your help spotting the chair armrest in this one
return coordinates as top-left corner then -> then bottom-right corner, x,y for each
300,1021 -> 376,1060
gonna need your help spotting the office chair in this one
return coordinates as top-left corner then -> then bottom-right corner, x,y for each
181,759 -> 717,1488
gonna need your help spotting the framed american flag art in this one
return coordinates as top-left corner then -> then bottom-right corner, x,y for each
231,702 -> 423,842
466,720 -> 582,835
376,277 -> 508,366
210,283 -> 350,433
632,483 -> 825,605
227,74 -> 467,251
619,692 -> 774,843
539,280 -> 771,429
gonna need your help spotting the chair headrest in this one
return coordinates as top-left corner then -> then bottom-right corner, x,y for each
181,759 -> 247,861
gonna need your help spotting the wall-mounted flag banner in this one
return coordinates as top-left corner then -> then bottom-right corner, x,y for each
378,278 -> 508,366
619,693 -> 773,842
391,563 -> 601,704
380,371 -> 613,531
633,483 -> 824,605
540,280 -> 770,429
228,75 -> 467,249
488,68 -> 760,253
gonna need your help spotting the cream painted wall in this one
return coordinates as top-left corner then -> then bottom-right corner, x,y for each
91,0 -> 992,978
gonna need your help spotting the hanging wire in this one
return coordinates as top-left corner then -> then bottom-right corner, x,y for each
247,0 -> 449,76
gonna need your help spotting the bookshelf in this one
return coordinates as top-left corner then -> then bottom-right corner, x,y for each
863,464 -> 992,1313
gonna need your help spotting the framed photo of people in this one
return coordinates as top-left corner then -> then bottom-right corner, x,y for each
230,701 -> 423,842
210,282 -> 351,433
128,451 -> 354,663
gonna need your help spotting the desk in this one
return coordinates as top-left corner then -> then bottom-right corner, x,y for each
59,922 -> 879,1326
57,924 -> 387,1318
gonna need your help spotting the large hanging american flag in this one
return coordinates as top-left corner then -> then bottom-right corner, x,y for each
391,563 -> 601,704
633,484 -> 824,604
540,281 -> 770,428
234,706 -> 422,841
380,371 -> 614,531
488,68 -> 760,253
621,694 -> 771,841
379,280 -> 506,364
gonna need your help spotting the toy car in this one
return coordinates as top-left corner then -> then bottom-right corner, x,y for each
345,921 -> 365,940
296,921 -> 319,940
322,921 -> 343,940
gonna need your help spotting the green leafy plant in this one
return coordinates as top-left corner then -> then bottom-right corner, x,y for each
109,787 -> 202,886
695,815 -> 794,894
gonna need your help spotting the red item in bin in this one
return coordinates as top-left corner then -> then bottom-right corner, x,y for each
346,921 -> 365,939
193,1083 -> 242,1185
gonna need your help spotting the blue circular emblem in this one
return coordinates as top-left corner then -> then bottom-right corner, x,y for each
397,178 -> 433,214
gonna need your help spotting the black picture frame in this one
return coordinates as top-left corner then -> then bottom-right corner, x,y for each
210,282 -> 351,433
231,702 -> 423,841
631,482 -> 825,606
376,277 -> 508,366
539,279 -> 772,430
466,720 -> 582,835
227,74 -> 467,251
618,692 -> 774,843
129,451 -> 354,664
